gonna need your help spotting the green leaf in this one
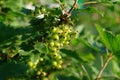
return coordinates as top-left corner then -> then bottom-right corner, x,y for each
60,49 -> 83,62
96,24 -> 120,54
112,59 -> 120,75
0,62 -> 27,80
30,54 -> 39,63
84,7 -> 104,17
34,42 -> 47,53
77,38 -> 100,52
80,53 -> 95,62
17,49 -> 30,56
60,0 -> 65,4
6,0 -> 23,11
57,75 -> 80,80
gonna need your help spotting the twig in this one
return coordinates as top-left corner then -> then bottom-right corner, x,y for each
80,1 -> 101,6
59,0 -> 78,23
58,0 -> 77,16
81,64 -> 91,80
57,0 -> 67,14
98,75 -> 120,79
95,54 -> 113,80
67,0 -> 78,15
100,54 -> 103,67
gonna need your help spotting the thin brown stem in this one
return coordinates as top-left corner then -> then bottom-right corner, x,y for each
57,0 -> 67,14
95,54 -> 113,80
67,0 -> 78,15
81,64 -> 91,80
58,0 -> 78,23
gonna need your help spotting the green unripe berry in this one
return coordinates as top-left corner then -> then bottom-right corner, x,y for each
62,32 -> 68,36
59,60 -> 63,64
53,34 -> 59,40
27,60 -> 39,69
54,42 -> 60,47
41,7 -> 46,13
58,29 -> 63,34
32,64 -> 37,69
52,27 -> 59,33
37,68 -> 43,75
52,61 -> 57,66
39,57 -> 44,61
37,71 -> 41,75
60,43 -> 63,47
63,36 -> 67,41
64,41 -> 70,45
56,64 -> 62,69
67,29 -> 72,33
28,62 -> 36,69
53,52 -> 58,56
64,26 -> 69,30
50,47 -> 58,52
41,72 -> 47,76
49,41 -> 54,47
43,77 -> 48,80
28,61 -> 33,67
55,54 -> 62,60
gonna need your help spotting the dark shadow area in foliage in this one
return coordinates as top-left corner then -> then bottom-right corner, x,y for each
0,22 -> 33,48
57,75 -> 80,80
0,22 -> 32,43
0,62 -> 28,80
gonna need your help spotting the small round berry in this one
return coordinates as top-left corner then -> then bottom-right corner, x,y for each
37,71 -> 41,75
28,61 -> 33,67
55,54 -> 62,60
53,34 -> 59,40
41,72 -> 47,76
32,64 -> 37,69
60,43 -> 63,47
52,61 -> 57,66
59,60 -> 63,64
56,64 -> 62,69
52,27 -> 59,33
49,41 -> 54,47
50,47 -> 56,52
39,57 -> 44,61
54,42 -> 60,47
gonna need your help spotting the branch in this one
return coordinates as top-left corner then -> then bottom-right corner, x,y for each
67,0 -> 78,15
59,0 -> 78,24
57,0 -> 67,14
81,64 -> 91,80
100,54 -> 103,67
98,75 -> 120,79
95,54 -> 113,80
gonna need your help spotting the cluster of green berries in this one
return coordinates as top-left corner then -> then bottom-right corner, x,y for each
27,24 -> 77,78
45,24 -> 77,69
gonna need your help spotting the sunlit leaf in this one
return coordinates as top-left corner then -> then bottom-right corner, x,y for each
77,38 -> 100,52
96,24 -> 120,55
